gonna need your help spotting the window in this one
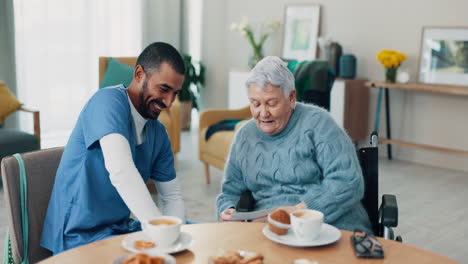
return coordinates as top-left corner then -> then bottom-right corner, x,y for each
14,0 -> 142,147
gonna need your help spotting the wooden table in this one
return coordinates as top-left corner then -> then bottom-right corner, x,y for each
38,223 -> 457,264
366,81 -> 468,159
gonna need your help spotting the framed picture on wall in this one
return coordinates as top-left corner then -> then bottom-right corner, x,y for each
418,26 -> 468,86
281,4 -> 321,61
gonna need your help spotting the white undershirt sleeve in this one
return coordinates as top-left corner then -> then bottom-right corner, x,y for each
100,133 -> 162,223
155,179 -> 186,222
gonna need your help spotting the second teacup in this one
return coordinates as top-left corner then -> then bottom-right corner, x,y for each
290,209 -> 324,240
143,216 -> 182,247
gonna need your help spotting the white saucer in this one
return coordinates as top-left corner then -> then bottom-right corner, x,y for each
122,231 -> 192,254
262,223 -> 341,247
113,252 -> 176,264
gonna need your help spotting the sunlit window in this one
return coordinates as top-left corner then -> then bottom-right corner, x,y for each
14,0 -> 142,148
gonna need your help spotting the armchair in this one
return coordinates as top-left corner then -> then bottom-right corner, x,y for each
0,107 -> 41,183
199,106 -> 251,184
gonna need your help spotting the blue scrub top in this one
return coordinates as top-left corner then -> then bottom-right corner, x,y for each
40,86 -> 175,254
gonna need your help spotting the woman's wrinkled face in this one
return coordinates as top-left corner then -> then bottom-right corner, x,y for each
248,83 -> 296,136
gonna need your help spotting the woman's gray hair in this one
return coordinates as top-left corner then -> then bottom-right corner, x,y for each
245,56 -> 295,97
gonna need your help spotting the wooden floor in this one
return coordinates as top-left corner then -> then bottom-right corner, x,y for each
378,158 -> 468,262
1,122 -> 467,262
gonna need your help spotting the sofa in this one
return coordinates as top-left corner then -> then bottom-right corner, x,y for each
199,106 -> 251,184
99,57 -> 182,160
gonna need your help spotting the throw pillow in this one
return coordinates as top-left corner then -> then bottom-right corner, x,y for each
0,80 -> 22,123
99,58 -> 134,89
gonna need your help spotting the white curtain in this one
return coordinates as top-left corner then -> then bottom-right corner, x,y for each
0,0 -> 18,128
14,0 -> 142,148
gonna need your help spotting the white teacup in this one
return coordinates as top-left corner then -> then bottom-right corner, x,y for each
142,216 -> 182,247
290,209 -> 324,240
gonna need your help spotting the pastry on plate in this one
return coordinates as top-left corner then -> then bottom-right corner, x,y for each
267,209 -> 291,235
134,240 -> 156,251
123,253 -> 164,264
210,250 -> 264,264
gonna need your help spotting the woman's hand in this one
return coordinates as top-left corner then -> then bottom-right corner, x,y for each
276,202 -> 307,214
220,208 -> 243,222
221,208 -> 266,222
251,215 -> 267,222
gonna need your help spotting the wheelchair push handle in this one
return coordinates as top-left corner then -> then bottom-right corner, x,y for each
370,132 -> 379,148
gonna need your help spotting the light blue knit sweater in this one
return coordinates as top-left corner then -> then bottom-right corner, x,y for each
216,102 -> 372,233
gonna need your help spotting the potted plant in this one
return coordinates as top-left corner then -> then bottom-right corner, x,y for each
231,17 -> 280,68
179,54 -> 205,130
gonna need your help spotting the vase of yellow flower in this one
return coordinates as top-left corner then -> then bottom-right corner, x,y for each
385,67 -> 397,83
231,17 -> 280,68
376,49 -> 407,83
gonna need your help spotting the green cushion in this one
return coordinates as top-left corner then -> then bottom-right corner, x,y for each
99,58 -> 134,89
0,128 -> 39,160
287,60 -> 330,101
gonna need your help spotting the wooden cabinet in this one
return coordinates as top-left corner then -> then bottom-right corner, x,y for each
330,79 -> 369,142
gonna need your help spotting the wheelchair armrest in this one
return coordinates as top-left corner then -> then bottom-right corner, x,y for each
236,190 -> 255,212
379,194 -> 398,227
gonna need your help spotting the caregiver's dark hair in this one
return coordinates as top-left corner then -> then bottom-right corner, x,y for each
136,42 -> 185,75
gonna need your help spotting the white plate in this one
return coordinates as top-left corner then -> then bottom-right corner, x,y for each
122,231 -> 192,254
113,252 -> 176,264
262,223 -> 341,247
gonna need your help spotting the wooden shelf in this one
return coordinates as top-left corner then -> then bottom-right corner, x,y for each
369,81 -> 468,158
366,82 -> 468,96
380,138 -> 468,156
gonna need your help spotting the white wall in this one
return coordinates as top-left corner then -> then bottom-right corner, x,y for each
142,0 -> 182,49
199,0 -> 228,109
200,0 -> 468,172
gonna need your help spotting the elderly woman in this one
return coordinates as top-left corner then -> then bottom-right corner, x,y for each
216,56 -> 372,234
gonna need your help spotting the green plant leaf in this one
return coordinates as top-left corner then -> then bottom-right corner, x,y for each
179,54 -> 205,109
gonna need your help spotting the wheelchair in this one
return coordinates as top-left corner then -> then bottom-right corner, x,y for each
358,132 -> 401,241
236,132 -> 401,241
